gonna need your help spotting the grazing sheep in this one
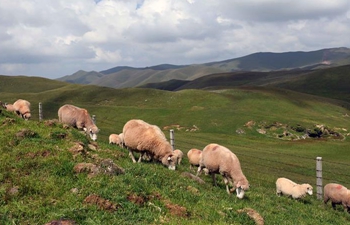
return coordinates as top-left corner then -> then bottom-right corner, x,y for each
173,149 -> 184,165
122,119 -> 177,170
109,133 -> 123,147
197,143 -> 250,198
187,148 -> 202,170
276,177 -> 313,199
58,104 -> 99,141
4,99 -> 31,120
324,183 -> 350,213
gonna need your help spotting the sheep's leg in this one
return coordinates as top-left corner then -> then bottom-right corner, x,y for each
128,149 -> 137,163
137,152 -> 144,163
211,173 -> 217,186
223,177 -> 231,194
331,202 -> 336,210
196,166 -> 202,176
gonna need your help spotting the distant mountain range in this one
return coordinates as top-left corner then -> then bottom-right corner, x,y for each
57,47 -> 350,89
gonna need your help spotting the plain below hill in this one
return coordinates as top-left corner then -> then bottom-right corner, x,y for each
56,47 -> 350,88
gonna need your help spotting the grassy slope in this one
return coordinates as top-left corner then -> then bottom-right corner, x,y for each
1,78 -> 350,224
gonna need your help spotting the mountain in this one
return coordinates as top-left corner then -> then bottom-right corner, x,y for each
140,64 -> 350,106
57,47 -> 350,88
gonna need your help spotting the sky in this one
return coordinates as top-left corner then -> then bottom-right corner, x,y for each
1,0 -> 350,79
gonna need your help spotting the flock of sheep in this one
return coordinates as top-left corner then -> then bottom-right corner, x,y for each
2,100 -> 350,214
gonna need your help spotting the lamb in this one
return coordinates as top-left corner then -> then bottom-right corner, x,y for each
173,149 -> 184,165
58,104 -> 99,141
187,148 -> 202,170
276,177 -> 313,199
122,119 -> 178,170
324,183 -> 350,213
109,133 -> 123,147
197,143 -> 250,198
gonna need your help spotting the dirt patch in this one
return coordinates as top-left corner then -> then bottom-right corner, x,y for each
45,219 -> 76,225
15,129 -> 39,139
164,199 -> 189,217
237,207 -> 264,225
127,192 -> 189,218
84,194 -> 121,212
25,150 -> 51,159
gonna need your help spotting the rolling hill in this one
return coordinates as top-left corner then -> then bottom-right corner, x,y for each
1,75 -> 350,224
57,47 -> 350,88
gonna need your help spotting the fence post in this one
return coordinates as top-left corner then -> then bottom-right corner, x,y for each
39,102 -> 43,121
316,157 -> 323,200
170,129 -> 175,150
92,115 -> 96,124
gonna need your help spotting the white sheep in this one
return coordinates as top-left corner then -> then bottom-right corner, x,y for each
122,119 -> 178,170
276,177 -> 313,199
173,149 -> 183,165
109,134 -> 123,147
58,104 -> 99,141
187,148 -> 202,170
4,99 -> 31,120
197,143 -> 250,198
324,183 -> 350,213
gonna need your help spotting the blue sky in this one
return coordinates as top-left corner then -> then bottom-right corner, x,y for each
0,0 -> 349,79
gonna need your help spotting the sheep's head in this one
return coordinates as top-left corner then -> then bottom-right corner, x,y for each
161,153 -> 177,170
303,184 -> 313,195
84,125 -> 100,141
22,112 -> 31,120
232,180 -> 250,199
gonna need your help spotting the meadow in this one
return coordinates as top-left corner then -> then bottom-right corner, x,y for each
1,81 -> 350,224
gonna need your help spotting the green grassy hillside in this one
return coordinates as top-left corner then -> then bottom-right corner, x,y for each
1,78 -> 350,224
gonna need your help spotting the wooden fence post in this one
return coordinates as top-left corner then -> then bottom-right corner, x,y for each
170,129 -> 175,150
316,157 -> 323,200
39,102 -> 43,121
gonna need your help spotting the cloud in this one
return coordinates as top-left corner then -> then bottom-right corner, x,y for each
0,0 -> 349,78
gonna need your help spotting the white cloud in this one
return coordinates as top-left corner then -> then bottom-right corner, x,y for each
0,0 -> 349,78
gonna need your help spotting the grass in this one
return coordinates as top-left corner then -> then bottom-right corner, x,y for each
1,78 -> 350,224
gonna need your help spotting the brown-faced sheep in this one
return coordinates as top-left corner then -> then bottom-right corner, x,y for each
122,119 -> 177,170
197,143 -> 250,198
173,149 -> 183,165
58,104 -> 99,141
276,177 -> 313,199
109,133 -> 123,147
324,183 -> 350,213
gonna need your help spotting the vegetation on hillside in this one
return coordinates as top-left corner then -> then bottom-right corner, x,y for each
1,77 -> 350,224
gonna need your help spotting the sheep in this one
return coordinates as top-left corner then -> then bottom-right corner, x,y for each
122,119 -> 178,170
197,143 -> 250,198
276,177 -> 313,199
58,104 -> 99,141
173,149 -> 183,165
324,183 -> 350,213
109,133 -> 123,147
187,148 -> 202,170
4,99 -> 31,120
